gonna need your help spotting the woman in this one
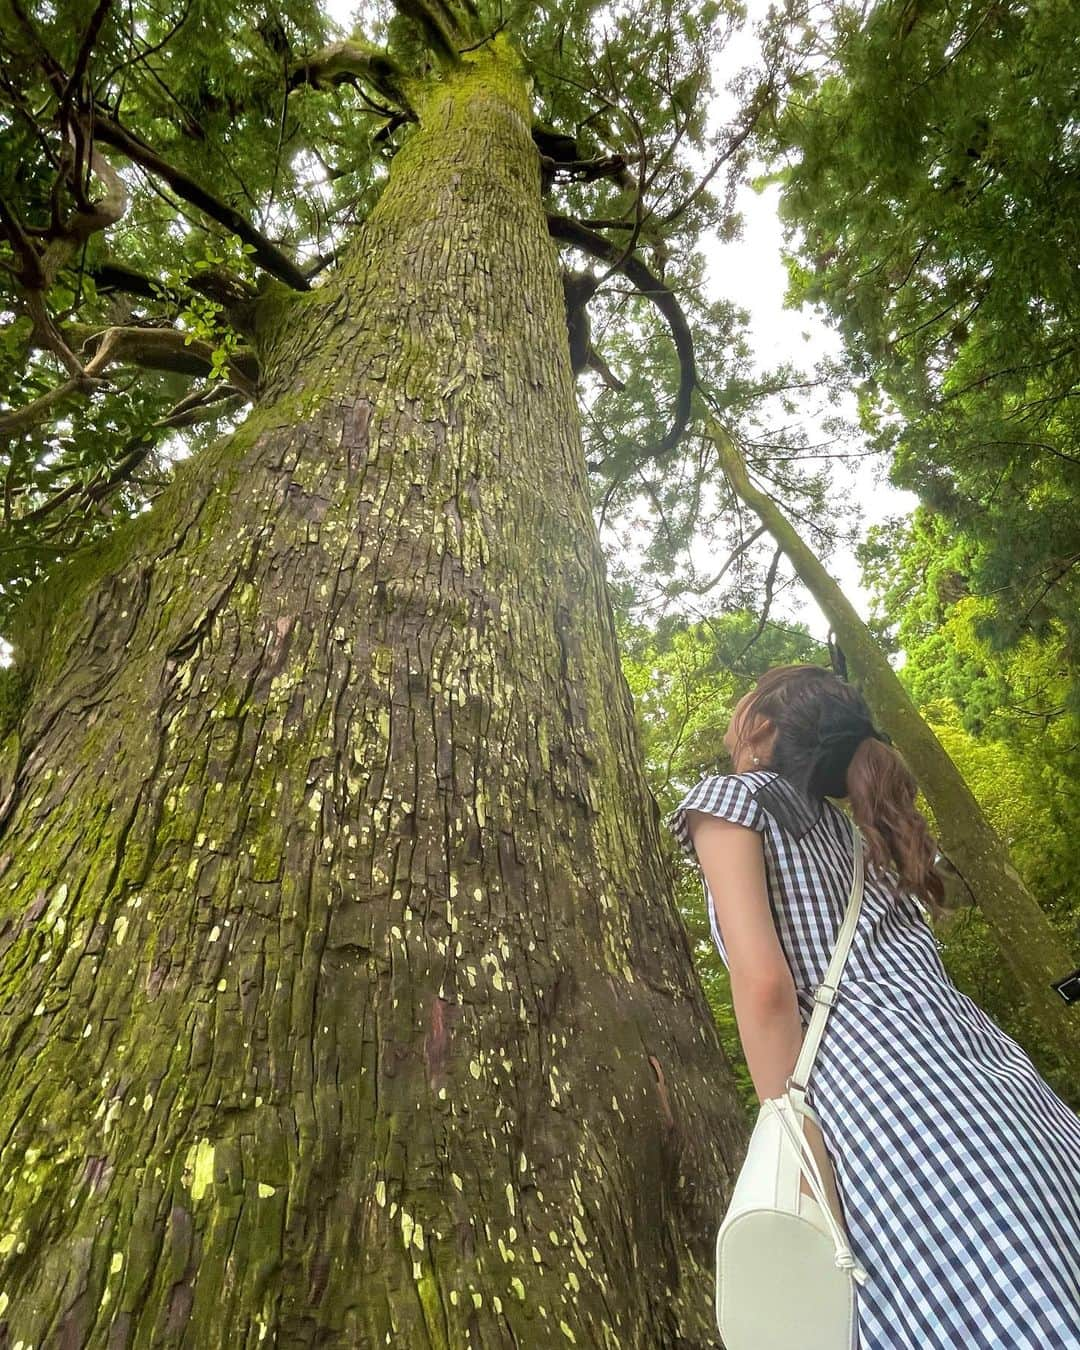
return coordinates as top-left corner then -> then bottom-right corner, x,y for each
667,664 -> 1080,1349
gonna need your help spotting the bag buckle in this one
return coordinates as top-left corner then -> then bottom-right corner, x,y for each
812,982 -> 838,1008
784,1073 -> 808,1102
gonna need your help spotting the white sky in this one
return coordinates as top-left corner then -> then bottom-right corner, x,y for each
692,173 -> 915,638
698,5 -> 916,638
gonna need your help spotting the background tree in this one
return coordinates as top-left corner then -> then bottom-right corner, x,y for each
760,0 -> 1080,683
859,510 -> 1080,1103
701,418 -> 1080,1087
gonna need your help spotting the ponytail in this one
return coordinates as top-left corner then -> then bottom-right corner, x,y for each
846,737 -> 944,916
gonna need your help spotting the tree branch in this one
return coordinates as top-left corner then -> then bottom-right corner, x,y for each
11,382 -> 242,534
0,323 -> 257,438
91,114 -> 311,291
61,0 -> 116,121
547,212 -> 695,455
391,0 -> 464,67
288,41 -> 417,117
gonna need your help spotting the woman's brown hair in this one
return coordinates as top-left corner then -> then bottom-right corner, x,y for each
734,664 -> 944,914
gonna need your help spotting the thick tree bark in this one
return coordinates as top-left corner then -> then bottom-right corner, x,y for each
707,418 -> 1080,1075
0,44 -> 750,1347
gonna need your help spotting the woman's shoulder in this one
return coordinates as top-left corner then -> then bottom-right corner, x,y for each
734,770 -> 831,841
667,769 -> 838,859
666,772 -> 770,861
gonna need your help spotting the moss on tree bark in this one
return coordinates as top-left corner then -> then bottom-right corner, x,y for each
0,43 -> 749,1347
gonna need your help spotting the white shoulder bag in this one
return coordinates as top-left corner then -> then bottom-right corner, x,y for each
715,817 -> 869,1350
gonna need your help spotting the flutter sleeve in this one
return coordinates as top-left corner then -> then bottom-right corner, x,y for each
665,773 -> 767,868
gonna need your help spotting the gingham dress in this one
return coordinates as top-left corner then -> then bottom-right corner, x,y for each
668,769 -> 1080,1349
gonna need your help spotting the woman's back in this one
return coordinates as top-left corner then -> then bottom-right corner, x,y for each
684,770 -> 948,994
670,766 -> 1080,1349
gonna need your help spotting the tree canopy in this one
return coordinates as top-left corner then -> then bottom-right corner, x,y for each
0,0 -> 809,639
763,0 -> 1080,672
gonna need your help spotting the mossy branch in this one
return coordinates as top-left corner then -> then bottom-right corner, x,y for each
288,40 -> 418,116
391,0 -> 465,67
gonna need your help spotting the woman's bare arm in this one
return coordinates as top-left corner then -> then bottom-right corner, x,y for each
686,810 -> 846,1217
685,811 -> 802,1101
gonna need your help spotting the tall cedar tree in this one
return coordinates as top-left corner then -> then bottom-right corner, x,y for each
0,0 -> 774,1342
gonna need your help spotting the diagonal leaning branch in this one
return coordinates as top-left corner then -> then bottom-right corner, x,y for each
91,115 -> 310,292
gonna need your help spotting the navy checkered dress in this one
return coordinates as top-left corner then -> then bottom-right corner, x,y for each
668,769 -> 1080,1349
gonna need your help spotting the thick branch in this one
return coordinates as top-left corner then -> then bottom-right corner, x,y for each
85,261 -> 260,335
0,324 -> 257,437
288,41 -> 417,117
391,0 -> 464,67
61,0 -> 116,120
73,325 -> 257,388
37,136 -> 129,284
548,212 -> 695,455
91,115 -> 310,291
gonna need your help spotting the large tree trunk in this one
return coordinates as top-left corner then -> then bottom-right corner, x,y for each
707,418 -> 1080,1078
0,44 -> 749,1347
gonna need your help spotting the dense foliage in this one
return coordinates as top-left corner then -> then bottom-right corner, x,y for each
763,0 -> 1080,681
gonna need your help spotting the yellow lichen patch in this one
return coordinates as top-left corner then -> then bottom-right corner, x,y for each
510,1276 -> 526,1301
182,1137 -> 216,1202
110,1251 -> 124,1274
559,1321 -> 577,1342
258,1183 -> 276,1198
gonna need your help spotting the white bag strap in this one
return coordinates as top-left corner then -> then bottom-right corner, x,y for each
787,817 -> 864,1108
770,1098 -> 868,1284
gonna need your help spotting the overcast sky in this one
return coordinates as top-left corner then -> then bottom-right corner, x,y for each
688,2 -> 916,638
